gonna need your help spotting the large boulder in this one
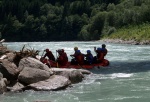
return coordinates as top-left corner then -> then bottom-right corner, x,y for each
18,67 -> 51,84
0,59 -> 19,80
28,75 -> 71,91
51,68 -> 91,84
18,57 -> 53,75
59,70 -> 84,84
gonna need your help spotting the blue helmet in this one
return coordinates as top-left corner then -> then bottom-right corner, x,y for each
87,50 -> 91,53
97,47 -> 102,51
76,50 -> 81,54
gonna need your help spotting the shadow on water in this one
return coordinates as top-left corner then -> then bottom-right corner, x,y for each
90,60 -> 150,74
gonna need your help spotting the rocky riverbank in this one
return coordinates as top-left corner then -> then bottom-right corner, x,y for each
100,39 -> 150,45
0,45 -> 91,94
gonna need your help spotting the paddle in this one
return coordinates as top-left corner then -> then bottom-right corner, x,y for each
41,50 -> 45,57
56,50 -> 59,68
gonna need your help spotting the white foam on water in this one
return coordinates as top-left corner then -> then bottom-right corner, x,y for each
110,73 -> 133,79
114,96 -> 141,100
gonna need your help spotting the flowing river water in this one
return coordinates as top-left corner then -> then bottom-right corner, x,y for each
0,41 -> 150,102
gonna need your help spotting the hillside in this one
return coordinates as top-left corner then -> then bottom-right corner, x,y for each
0,0 -> 150,42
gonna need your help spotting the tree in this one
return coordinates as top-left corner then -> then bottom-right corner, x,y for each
89,12 -> 106,40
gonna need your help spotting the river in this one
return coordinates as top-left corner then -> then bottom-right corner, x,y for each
0,41 -> 150,102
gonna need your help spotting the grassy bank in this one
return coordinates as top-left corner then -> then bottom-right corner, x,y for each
102,23 -> 150,42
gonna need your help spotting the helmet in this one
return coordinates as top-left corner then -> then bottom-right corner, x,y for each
87,50 -> 91,53
74,47 -> 78,51
45,49 -> 49,52
102,44 -> 106,48
76,50 -> 81,54
97,47 -> 102,51
57,49 -> 62,53
61,49 -> 64,52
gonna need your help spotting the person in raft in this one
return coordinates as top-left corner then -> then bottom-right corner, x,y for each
101,44 -> 108,56
71,47 -> 78,56
70,50 -> 84,65
43,48 -> 55,62
56,49 -> 68,66
40,57 -> 51,67
70,47 -> 78,64
84,50 -> 94,65
93,47 -> 105,64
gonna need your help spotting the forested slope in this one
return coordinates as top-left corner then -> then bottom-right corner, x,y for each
0,0 -> 150,42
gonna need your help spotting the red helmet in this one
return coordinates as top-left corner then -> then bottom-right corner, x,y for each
45,49 -> 49,52
61,49 -> 64,52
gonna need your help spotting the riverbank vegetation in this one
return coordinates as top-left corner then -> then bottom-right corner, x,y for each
0,0 -> 150,41
102,23 -> 150,42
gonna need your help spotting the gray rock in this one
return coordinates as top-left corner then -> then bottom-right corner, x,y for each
51,68 -> 91,84
0,46 -> 12,56
0,59 -> 19,80
59,70 -> 84,84
51,68 -> 91,74
28,75 -> 71,91
77,69 -> 92,74
7,81 -> 25,92
18,57 -> 53,75
5,52 -> 16,62
0,78 -> 8,94
0,72 -> 3,79
18,67 -> 51,84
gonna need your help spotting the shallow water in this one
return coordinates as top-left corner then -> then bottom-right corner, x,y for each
1,41 -> 150,102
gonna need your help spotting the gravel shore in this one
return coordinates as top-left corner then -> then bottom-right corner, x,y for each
100,39 -> 150,45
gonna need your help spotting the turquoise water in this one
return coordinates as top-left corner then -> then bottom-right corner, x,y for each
1,42 -> 150,102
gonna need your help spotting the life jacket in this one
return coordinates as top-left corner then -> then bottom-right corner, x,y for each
63,52 -> 68,62
85,53 -> 93,64
40,58 -> 51,67
57,52 -> 68,66
101,48 -> 107,56
96,50 -> 104,62
75,53 -> 84,65
70,50 -> 78,57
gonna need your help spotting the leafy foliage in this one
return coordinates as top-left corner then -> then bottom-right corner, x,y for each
0,0 -> 150,41
103,23 -> 150,41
